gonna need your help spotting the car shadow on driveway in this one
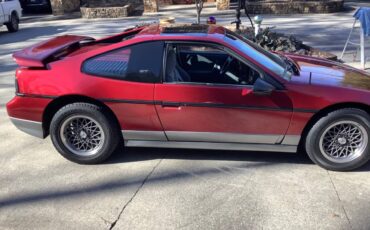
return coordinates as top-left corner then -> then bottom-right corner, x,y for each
0,146 -> 369,209
0,148 -> 298,209
107,147 -> 313,165
106,147 -> 370,171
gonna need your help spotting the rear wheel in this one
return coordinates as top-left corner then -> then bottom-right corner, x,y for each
50,103 -> 120,164
6,13 -> 19,32
305,108 -> 370,171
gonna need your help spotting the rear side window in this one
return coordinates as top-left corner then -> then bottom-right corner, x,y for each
83,49 -> 131,78
82,41 -> 164,83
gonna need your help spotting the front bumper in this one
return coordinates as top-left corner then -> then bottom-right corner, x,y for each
9,117 -> 44,138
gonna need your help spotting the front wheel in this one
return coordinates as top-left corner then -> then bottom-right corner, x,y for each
50,103 -> 120,164
6,13 -> 19,32
305,108 -> 370,171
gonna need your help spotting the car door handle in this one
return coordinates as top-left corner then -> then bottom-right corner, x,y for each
161,102 -> 182,107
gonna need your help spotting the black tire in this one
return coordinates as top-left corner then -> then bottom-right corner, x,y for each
6,13 -> 19,32
305,108 -> 370,171
50,103 -> 121,164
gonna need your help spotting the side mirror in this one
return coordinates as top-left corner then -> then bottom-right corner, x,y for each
253,78 -> 275,96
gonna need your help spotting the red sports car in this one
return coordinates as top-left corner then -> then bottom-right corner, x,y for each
6,24 -> 370,171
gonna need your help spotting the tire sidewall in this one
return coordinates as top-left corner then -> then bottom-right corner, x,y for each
306,110 -> 370,171
7,13 -> 19,32
50,104 -> 118,164
12,14 -> 19,30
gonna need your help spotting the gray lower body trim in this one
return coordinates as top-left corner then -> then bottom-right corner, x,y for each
166,131 -> 282,144
122,130 -> 167,141
9,117 -> 44,138
122,130 -> 300,152
281,135 -> 301,145
122,130 -> 301,145
125,140 -> 297,153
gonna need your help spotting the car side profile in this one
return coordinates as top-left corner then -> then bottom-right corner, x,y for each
6,24 -> 370,171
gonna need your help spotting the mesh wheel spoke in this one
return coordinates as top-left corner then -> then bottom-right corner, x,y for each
320,120 -> 368,163
60,115 -> 105,156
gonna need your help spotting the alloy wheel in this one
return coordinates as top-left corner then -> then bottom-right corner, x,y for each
60,115 -> 105,156
319,120 -> 368,163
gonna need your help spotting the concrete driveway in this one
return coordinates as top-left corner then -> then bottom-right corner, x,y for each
0,9 -> 370,230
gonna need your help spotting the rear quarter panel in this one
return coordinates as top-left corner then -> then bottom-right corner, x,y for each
16,37 -> 163,131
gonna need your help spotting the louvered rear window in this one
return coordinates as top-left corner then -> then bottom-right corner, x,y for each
83,49 -> 131,79
82,41 -> 164,83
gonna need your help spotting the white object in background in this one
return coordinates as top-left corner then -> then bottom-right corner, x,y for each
253,15 -> 263,36
0,0 -> 22,31
341,19 -> 367,70
360,26 -> 365,69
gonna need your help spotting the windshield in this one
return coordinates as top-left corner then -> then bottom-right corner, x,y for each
224,30 -> 292,81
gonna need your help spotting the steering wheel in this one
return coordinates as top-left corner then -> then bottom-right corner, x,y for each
219,56 -> 234,76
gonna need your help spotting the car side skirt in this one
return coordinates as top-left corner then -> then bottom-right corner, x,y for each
122,130 -> 168,141
122,130 -> 301,145
122,130 -> 300,152
125,140 -> 298,153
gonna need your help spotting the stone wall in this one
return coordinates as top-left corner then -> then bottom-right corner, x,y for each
216,0 -> 229,10
143,0 -> 158,12
216,0 -> 344,14
80,5 -> 132,18
245,0 -> 344,14
84,0 -> 142,7
50,0 -> 80,15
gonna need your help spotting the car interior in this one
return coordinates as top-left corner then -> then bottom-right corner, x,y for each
165,44 -> 261,86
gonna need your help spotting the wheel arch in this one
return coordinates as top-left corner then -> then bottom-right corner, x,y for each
42,95 -> 121,137
298,102 -> 370,151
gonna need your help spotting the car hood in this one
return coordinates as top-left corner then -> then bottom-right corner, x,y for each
285,54 -> 370,91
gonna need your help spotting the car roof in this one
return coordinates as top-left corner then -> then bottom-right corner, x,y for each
136,23 -> 227,38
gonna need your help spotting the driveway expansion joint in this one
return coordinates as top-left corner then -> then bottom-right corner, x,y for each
327,171 -> 352,230
100,216 -> 113,226
109,159 -> 163,230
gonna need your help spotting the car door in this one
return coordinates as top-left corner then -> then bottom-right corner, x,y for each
81,41 -> 167,141
154,42 -> 293,144
0,0 -> 14,20
0,0 -> 5,23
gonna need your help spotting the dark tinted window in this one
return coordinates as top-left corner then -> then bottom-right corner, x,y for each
125,41 -> 164,83
83,41 -> 164,83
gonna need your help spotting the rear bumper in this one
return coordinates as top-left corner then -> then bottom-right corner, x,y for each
6,95 -> 52,138
9,117 -> 44,138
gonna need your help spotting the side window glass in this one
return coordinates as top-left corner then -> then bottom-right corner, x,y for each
166,43 -> 261,86
83,48 -> 131,79
83,41 -> 164,83
125,41 -> 164,83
